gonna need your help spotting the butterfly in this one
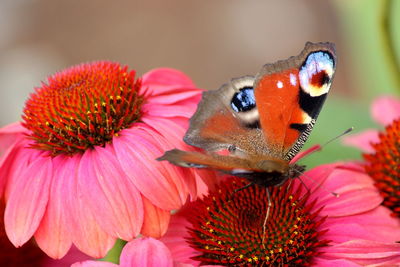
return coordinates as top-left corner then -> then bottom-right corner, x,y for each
158,42 -> 336,188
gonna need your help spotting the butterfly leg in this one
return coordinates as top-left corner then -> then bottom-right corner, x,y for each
232,182 -> 254,195
262,187 -> 272,247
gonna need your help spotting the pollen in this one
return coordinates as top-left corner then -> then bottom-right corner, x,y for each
364,119 -> 400,217
22,61 -> 144,156
186,178 -> 329,266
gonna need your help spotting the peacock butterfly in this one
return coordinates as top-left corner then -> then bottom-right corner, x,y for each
158,42 -> 336,188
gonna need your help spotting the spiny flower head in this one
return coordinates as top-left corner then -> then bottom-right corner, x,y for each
364,119 -> 400,216
22,61 -> 144,156
186,178 -> 329,266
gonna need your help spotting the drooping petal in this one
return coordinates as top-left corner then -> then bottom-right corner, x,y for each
71,261 -> 117,267
5,155 -> 52,247
78,146 -> 144,240
299,163 -> 382,217
324,206 -> 400,243
312,258 -> 361,267
323,240 -> 400,266
341,130 -> 380,153
114,128 -> 184,210
119,237 -> 173,267
0,122 -> 27,156
160,215 -> 200,266
142,68 -> 196,94
140,195 -> 170,238
34,156 -> 72,259
63,154 -> 115,258
371,96 -> 400,125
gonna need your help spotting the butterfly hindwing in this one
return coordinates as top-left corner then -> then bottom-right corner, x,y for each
184,76 -> 269,157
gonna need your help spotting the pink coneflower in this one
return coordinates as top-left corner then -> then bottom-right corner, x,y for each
0,61 -> 214,259
343,96 -> 400,217
74,163 -> 400,266
0,200 -> 90,267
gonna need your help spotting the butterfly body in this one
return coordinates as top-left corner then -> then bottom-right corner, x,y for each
158,42 -> 336,187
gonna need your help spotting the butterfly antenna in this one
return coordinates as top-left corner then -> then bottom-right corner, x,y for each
262,187 -> 272,248
293,168 -> 340,198
321,127 -> 354,147
291,127 -> 354,163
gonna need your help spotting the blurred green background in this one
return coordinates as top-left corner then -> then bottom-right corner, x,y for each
0,0 -> 399,167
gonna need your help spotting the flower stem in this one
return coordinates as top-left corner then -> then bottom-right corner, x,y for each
382,0 -> 400,91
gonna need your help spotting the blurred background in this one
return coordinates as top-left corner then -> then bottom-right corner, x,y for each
0,0 -> 399,165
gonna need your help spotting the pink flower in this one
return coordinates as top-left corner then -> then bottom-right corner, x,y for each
343,96 -> 400,218
0,62 -> 214,259
74,162 -> 400,266
343,96 -> 400,153
0,200 -> 90,266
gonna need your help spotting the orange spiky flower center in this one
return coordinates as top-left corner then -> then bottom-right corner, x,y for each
186,178 -> 329,266
364,119 -> 400,216
22,61 -> 144,156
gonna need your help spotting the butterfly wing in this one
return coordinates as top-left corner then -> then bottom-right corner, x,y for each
184,76 -> 269,157
253,42 -> 336,160
158,149 -> 289,181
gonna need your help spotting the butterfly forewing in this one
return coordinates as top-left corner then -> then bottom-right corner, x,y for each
254,42 -> 336,160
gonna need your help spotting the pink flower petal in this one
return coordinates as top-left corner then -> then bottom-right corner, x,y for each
312,258 -> 361,267
34,156 -> 73,259
325,206 -> 400,243
142,68 -> 195,90
324,240 -> 400,265
371,96 -> 400,125
342,130 -> 380,153
71,261 -> 117,267
0,122 -> 27,157
120,237 -> 173,267
140,195 -> 170,238
78,146 -> 144,240
114,128 -> 185,210
0,121 -> 26,134
298,163 -> 382,217
5,155 -> 52,247
160,214 -> 200,265
63,154 -> 115,258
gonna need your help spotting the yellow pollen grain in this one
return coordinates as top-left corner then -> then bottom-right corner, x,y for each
239,255 -> 244,259
278,248 -> 282,253
292,203 -> 296,206
116,95 -> 122,100
209,229 -> 214,233
289,240 -> 294,244
289,195 -> 293,200
270,250 -> 274,254
218,241 -> 221,245
253,256 -> 258,261
87,111 -> 91,114
294,231 -> 298,235
110,96 -> 114,100
206,221 -> 210,225
102,102 -> 106,107
294,224 -> 298,228
206,207 -> 210,211
247,258 -> 252,263
230,247 -> 235,252
119,86 -> 124,91
266,256 -> 270,261
205,246 -> 209,250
